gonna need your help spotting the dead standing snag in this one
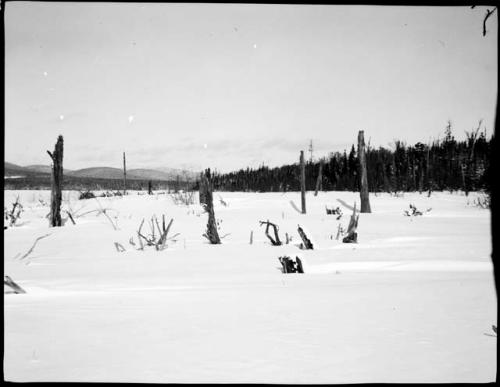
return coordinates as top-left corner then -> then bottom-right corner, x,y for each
300,150 -> 306,214
358,130 -> 371,213
47,135 -> 64,227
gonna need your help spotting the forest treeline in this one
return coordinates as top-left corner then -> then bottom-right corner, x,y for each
210,122 -> 493,194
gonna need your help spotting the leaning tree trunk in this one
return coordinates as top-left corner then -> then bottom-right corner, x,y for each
47,135 -> 64,227
358,130 -> 371,213
300,150 -> 306,214
203,169 -> 221,244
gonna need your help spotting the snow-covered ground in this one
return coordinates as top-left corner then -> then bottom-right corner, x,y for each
4,189 -> 496,383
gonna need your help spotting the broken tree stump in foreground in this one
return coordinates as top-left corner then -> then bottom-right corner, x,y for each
278,256 -> 304,274
297,225 -> 314,249
342,202 -> 359,243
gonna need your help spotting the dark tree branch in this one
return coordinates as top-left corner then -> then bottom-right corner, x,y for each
259,220 -> 282,246
483,7 -> 497,36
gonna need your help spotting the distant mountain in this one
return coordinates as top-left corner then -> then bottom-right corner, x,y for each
5,162 -> 32,177
68,167 -> 127,180
24,164 -> 68,174
5,162 -> 26,172
5,162 -> 198,182
67,167 -> 192,181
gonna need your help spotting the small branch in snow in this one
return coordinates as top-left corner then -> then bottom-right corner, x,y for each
4,276 -> 26,294
65,210 -> 76,225
18,234 -> 51,260
114,242 -> 126,252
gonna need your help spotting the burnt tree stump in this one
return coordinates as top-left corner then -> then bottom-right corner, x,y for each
278,256 -> 304,274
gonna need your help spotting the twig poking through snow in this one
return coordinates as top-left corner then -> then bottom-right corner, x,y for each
114,242 -> 126,252
19,234 -> 51,260
65,210 -> 76,225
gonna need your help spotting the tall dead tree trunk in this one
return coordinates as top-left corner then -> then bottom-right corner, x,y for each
47,135 -> 64,227
358,130 -> 371,213
300,150 -> 306,214
123,152 -> 127,195
202,169 -> 221,244
314,160 -> 323,196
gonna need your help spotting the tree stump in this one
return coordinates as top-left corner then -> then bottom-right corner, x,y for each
297,225 -> 314,249
342,202 -> 359,243
278,256 -> 305,274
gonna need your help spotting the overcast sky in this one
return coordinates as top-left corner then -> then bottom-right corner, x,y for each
5,3 -> 498,173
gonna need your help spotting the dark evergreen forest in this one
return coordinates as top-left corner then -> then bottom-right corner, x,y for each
210,122 -> 493,194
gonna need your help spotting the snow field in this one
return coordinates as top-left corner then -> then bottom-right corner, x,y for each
3,190 -> 496,382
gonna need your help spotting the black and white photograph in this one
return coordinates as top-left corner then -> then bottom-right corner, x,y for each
3,2 -> 497,383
